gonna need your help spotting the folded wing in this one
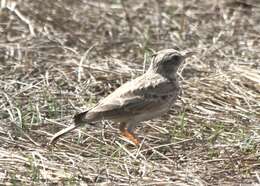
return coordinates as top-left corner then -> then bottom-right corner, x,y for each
87,76 -> 178,121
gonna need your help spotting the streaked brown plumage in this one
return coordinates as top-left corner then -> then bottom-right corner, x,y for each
50,49 -> 186,145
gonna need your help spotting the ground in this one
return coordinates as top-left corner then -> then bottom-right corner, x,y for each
0,0 -> 259,185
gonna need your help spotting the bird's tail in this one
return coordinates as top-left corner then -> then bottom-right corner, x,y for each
49,110 -> 90,145
73,110 -> 89,124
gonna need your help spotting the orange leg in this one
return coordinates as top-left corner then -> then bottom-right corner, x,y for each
119,123 -> 140,145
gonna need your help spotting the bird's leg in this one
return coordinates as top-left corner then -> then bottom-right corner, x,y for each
119,122 -> 140,145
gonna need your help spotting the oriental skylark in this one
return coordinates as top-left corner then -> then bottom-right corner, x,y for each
50,49 -> 187,145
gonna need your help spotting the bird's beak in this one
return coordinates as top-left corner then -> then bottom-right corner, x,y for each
182,51 -> 196,58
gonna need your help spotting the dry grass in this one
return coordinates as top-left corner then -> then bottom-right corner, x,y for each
0,0 -> 260,185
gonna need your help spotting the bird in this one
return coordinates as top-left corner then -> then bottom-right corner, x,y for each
49,49 -> 187,145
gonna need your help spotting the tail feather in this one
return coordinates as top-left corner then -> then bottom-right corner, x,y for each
74,110 -> 89,124
49,124 -> 78,145
49,110 -> 91,145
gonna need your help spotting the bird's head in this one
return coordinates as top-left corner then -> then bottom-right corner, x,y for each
148,49 -> 185,79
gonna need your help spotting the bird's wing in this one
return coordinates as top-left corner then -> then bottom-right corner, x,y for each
87,76 -> 178,120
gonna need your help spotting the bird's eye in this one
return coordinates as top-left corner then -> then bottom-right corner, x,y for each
151,53 -> 157,58
161,54 -> 183,69
170,55 -> 181,62
163,54 -> 181,64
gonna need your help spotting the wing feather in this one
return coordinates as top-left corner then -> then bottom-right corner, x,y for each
87,74 -> 179,120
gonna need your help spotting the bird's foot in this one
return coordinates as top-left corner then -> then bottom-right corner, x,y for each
121,130 -> 140,145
